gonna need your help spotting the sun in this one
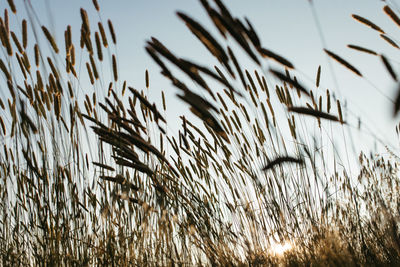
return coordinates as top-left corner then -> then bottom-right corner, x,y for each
270,241 -> 293,256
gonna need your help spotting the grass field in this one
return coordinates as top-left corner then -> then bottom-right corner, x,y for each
1,0 -> 400,266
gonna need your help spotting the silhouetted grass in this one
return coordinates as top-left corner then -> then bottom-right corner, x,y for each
0,0 -> 400,266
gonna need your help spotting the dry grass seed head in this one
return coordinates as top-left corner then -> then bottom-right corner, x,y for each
383,5 -> 400,27
352,14 -> 385,33
80,8 -> 90,35
259,47 -> 294,69
86,62 -> 94,84
380,54 -> 397,81
98,22 -> 108,47
7,0 -> 16,13
347,44 -> 378,55
337,99 -> 343,124
0,19 -> 12,55
16,54 -> 27,79
89,55 -> 99,79
108,19 -> 116,44
324,49 -> 362,77
10,31 -> 23,53
145,69 -> 149,88
22,19 -> 27,49
262,156 -> 303,171
95,31 -> 103,61
92,0 -> 100,11
316,65 -> 321,87
3,10 -> 9,37
42,26 -> 59,53
228,46 -> 247,89
269,68 -> 310,96
112,54 -> 118,81
0,59 -> 11,81
288,107 -> 343,123
380,34 -> 400,49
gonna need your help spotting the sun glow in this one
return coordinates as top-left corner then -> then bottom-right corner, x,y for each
270,241 -> 293,256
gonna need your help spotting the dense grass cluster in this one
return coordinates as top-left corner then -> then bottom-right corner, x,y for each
0,0 -> 400,266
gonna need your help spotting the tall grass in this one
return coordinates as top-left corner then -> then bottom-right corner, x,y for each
0,0 -> 400,266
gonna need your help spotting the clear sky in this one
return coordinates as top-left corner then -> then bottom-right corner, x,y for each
8,0 -> 400,157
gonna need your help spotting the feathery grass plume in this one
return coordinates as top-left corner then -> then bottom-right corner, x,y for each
383,5 -> 400,27
95,31 -> 103,61
177,91 -> 229,143
161,91 -> 166,111
64,26 -> 72,56
22,52 -> 30,71
20,105 -> 38,134
16,55 -> 27,79
381,54 -> 397,81
145,69 -> 149,88
145,46 -> 173,79
47,57 -> 58,79
380,34 -> 400,49
262,156 -> 303,171
254,70 -> 263,94
92,0 -> 100,11
269,68 -> 310,96
227,46 -> 247,89
86,62 -> 94,84
205,0 -> 260,65
107,19 -> 116,44
41,26 -> 59,53
98,22 -> 108,47
347,44 -> 377,55
327,89 -> 331,113
352,14 -> 385,33
246,70 -> 257,95
81,27 -> 93,54
128,87 -> 166,123
99,175 -> 139,191
200,0 -> 228,38
4,10 -> 9,35
22,19 -> 27,48
7,81 -> 15,100
0,19 -> 12,56
89,55 -> 99,79
7,0 -> 17,13
324,49 -> 362,77
337,99 -> 343,124
180,58 -> 241,96
177,12 -> 230,66
70,43 -> 76,66
316,65 -> 321,87
243,17 -> 261,48
288,106 -> 341,122
177,89 -> 218,113
258,47 -> 294,69
93,162 -> 115,171
0,59 -> 11,81
147,38 -> 215,98
10,31 -> 23,54
112,54 -> 118,81
0,116 -> 5,135
80,8 -> 90,35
